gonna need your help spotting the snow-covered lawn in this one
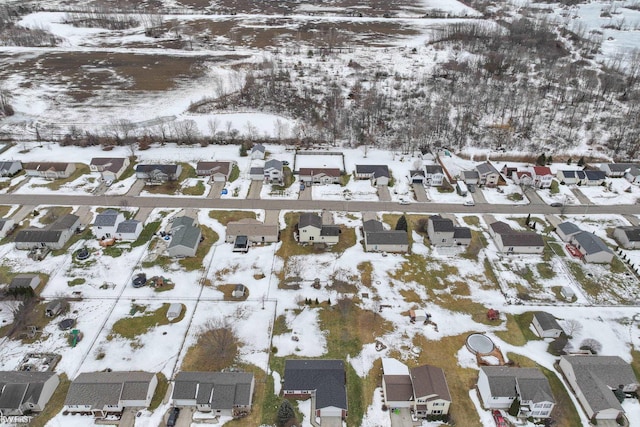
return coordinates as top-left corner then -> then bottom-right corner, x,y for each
579,178 -> 640,205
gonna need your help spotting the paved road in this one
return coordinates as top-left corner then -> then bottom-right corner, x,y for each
0,193 -> 636,216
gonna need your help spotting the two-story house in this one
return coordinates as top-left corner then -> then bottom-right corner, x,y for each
475,162 -> 501,187
426,215 -> 472,247
297,212 -> 340,245
531,166 -> 553,189
264,159 -> 284,185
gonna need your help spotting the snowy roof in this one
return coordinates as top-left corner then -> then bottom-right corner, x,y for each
572,232 -> 612,255
381,358 -> 410,376
172,372 -> 254,408
283,359 -> 347,411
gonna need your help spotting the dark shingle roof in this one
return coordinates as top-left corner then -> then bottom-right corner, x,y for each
299,213 -> 322,229
320,225 -> 340,237
136,164 -> 179,174
500,232 -> 544,248
366,231 -> 408,245
476,162 -> 499,176
355,165 -> 390,178
196,161 -> 233,176
0,371 -> 56,411
173,372 -> 254,408
9,275 -> 39,290
481,366 -> 552,404
49,214 -> 79,231
94,209 -> 120,227
557,222 -> 581,236
249,167 -> 264,175
169,223 -> 201,251
410,365 -> 451,402
0,161 -> 20,173
462,170 -> 479,180
90,158 -> 125,173
15,229 -> 63,243
265,159 -> 283,171
65,372 -> 154,408
284,360 -> 347,411
573,231 -> 613,255
533,312 -> 562,332
116,220 -> 140,234
616,226 -> 640,242
604,163 -> 637,173
489,221 -> 512,235
424,165 -> 443,174
363,220 -> 384,233
430,215 -> 454,232
453,227 -> 472,239
383,375 -> 413,401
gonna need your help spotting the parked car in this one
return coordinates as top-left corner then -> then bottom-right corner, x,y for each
167,407 -> 180,427
550,202 -> 563,207
463,200 -> 475,206
492,410 -> 507,427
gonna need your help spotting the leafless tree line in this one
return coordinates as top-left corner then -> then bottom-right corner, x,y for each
63,8 -> 140,30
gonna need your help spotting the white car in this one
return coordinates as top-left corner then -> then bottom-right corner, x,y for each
463,200 -> 475,206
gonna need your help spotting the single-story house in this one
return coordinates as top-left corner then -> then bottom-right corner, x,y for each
557,170 -> 583,185
570,231 -> 614,264
23,162 -> 76,179
297,213 -> 340,245
362,220 -> 409,253
264,159 -> 284,184
283,359 -> 348,419
7,274 -> 41,294
489,221 -> 544,254
583,170 -> 606,186
89,157 -> 130,182
477,366 -> 555,419
196,161 -> 236,182
559,355 -> 638,421
64,371 -> 157,419
172,371 -> 255,416
381,358 -> 451,417
115,220 -> 143,241
531,166 -> 553,189
299,168 -> 341,185
475,162 -> 501,187
462,170 -> 479,185
555,222 -> 582,242
512,170 -> 533,186
0,371 -> 59,416
251,143 -> 265,159
166,303 -> 182,321
249,167 -> 264,181
531,312 -> 564,338
427,215 -> 472,247
92,209 -> 126,240
599,163 -> 639,178
14,214 -> 80,250
0,218 -> 15,239
225,218 -> 279,245
355,165 -> 390,186
625,166 -> 640,184
167,216 -> 201,257
424,165 -> 445,187
135,164 -> 181,183
613,226 -> 640,249
0,160 -> 22,177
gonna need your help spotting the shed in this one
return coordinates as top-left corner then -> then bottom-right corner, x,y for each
232,285 -> 246,298
531,312 -> 564,338
561,287 -> 576,301
409,309 -> 428,322
46,299 -> 69,318
166,304 -> 183,321
8,275 -> 40,292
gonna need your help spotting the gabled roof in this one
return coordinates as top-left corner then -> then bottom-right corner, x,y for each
116,220 -> 141,234
481,366 -> 552,404
0,161 -> 21,172
383,375 -> 413,402
462,170 -> 479,179
23,162 -> 71,172
283,359 -> 347,411
264,159 -> 283,171
409,169 -> 425,178
558,170 -> 579,178
0,371 -> 57,411
603,163 -> 638,173
15,229 -> 63,243
560,356 -> 638,414
573,231 -> 612,255
94,209 -> 121,227
227,218 -> 279,238
517,377 -> 555,404
557,222 -> 581,236
453,227 -> 472,239
249,167 -> 264,175
320,225 -> 340,237
615,226 -> 640,242
299,168 -> 341,177
65,371 -> 155,408
429,215 -> 454,233
171,216 -> 195,230
490,222 -> 544,247
424,165 -> 443,174
584,170 -> 606,180
169,223 -> 201,251
49,214 -> 79,231
363,220 -> 384,233
533,166 -> 552,176
533,312 -> 562,332
366,230 -> 408,245
489,221 -> 513,235
299,213 -> 322,229
172,372 -> 254,408
355,164 -> 390,178
135,164 -> 179,174
196,161 -> 233,176
90,158 -> 125,173
410,365 -> 451,402
251,143 -> 265,153
9,274 -> 39,290
476,162 -> 499,176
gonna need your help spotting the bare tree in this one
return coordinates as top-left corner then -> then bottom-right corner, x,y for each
198,319 -> 240,369
580,338 -> 602,354
336,297 -> 353,318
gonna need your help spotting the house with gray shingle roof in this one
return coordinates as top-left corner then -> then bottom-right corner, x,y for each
90,157 -> 129,182
264,159 -> 283,184
92,209 -> 125,240
283,359 -> 347,419
571,231 -> 613,264
355,164 -> 390,186
0,218 -> 15,239
135,164 -> 181,183
613,226 -> 640,249
559,355 -> 638,421
488,221 -> 544,254
64,371 -> 157,419
0,160 -> 21,177
297,213 -> 340,245
427,215 -> 471,247
475,162 -> 501,187
251,143 -> 265,159
556,222 -> 582,242
14,214 -> 80,250
362,220 -> 408,253
167,216 -> 201,257
462,170 -> 479,185
171,371 -> 254,415
531,312 -> 564,338
23,162 -> 75,179
196,161 -> 236,182
0,371 -> 59,416
115,220 -> 143,241
225,218 -> 279,245
477,366 -> 555,419
599,163 -> 639,177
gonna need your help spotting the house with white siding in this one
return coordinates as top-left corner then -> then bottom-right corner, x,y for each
362,220 -> 409,253
90,157 -> 129,182
0,371 -> 59,416
488,221 -> 544,254
531,312 -> 564,338
171,371 -> 254,416
613,226 -> 640,249
297,213 -> 340,245
92,209 -> 125,240
571,231 -> 614,264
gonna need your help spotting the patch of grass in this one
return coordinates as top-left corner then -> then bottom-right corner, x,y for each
461,230 -> 485,261
39,206 -> 73,225
611,257 -> 628,274
117,159 -> 136,181
340,173 -> 351,186
102,245 -> 124,257
208,210 -> 256,226
537,262 -> 555,279
229,164 -> 240,182
357,262 -> 373,288
30,374 -> 69,427
181,326 -> 241,372
495,312 -> 538,346
67,277 -> 85,286
567,262 -> 600,297
182,180 -> 205,196
149,372 -> 168,411
463,215 -> 480,226
40,164 -> 89,191
483,258 -> 500,287
154,282 -> 175,292
548,241 -> 566,258
217,284 -> 249,301
178,225 -> 218,271
507,192 -> 524,201
111,303 -> 178,340
272,314 -> 290,336
132,220 -> 160,247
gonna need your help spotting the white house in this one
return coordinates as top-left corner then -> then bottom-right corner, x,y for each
362,220 -> 409,253
489,221 -> 544,254
571,231 -> 614,264
355,165 -> 390,186
555,222 -> 582,242
624,166 -> 640,184
92,209 -> 125,240
115,220 -> 143,241
297,213 -> 340,245
531,166 -> 553,189
0,371 -> 59,416
167,216 -> 201,257
557,170 -> 581,185
613,226 -> 640,249
0,160 -> 22,177
172,371 -> 255,415
531,312 -> 564,338
89,157 -> 130,182
250,143 -> 265,159
23,162 -> 75,179
264,159 -> 284,184
0,218 -> 15,238
424,165 -> 445,187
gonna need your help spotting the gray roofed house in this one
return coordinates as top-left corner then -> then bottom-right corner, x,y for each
115,220 -> 143,241
135,164 -> 181,183
50,214 -> 80,231
363,219 -> 409,253
225,218 -> 279,245
93,210 -> 125,240
475,162 -> 502,186
171,371 -> 255,415
0,160 -> 22,177
531,312 -> 564,338
462,170 -> 480,184
64,371 -> 157,418
559,355 -> 638,421
600,163 -> 639,177
89,157 -> 129,181
477,366 -> 554,418
15,214 -> 80,251
168,216 -> 201,257
0,371 -> 59,416
8,274 -> 41,294
355,164 -> 390,186
556,222 -> 582,242
424,164 -> 445,186
571,231 -> 613,264
427,215 -> 473,248
489,221 -> 544,254
94,209 -> 120,227
298,213 -> 340,245
613,226 -> 640,249
251,143 -> 266,159
0,218 -> 14,239
363,219 -> 384,233
264,159 -> 284,184
23,162 -> 75,179
283,359 -> 348,419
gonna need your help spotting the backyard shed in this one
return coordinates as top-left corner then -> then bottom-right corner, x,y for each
166,303 -> 183,321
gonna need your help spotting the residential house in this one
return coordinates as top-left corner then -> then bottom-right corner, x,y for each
531,166 -> 553,189
583,170 -> 606,186
283,359 -> 348,419
571,231 -> 614,264
225,218 -> 279,245
171,371 -> 254,416
0,218 -> 15,239
362,220 -> 409,253
355,165 -> 390,186
555,222 -> 582,242
424,165 -> 445,187
461,170 -> 479,185
426,215 -> 471,247
501,164 -> 517,178
92,209 -> 125,240
297,213 -> 340,245
625,166 -> 640,184
264,159 -> 284,185
475,162 -> 501,187
600,163 -> 639,177
381,358 -> 451,418
409,169 -> 425,184
488,221 -> 544,254
512,170 -> 533,186
559,355 -> 638,421
557,170 -> 583,185
23,162 -> 75,179
249,167 -> 264,181
0,160 -> 22,177
64,371 -> 157,419
477,366 -> 555,419
14,214 -> 80,250
0,371 -> 59,416
7,275 -> 41,294
250,143 -> 265,160
115,220 -> 143,241
135,164 -> 181,183
167,216 -> 201,257
299,168 -> 341,185
531,312 -> 564,338
196,161 -> 236,182
613,226 -> 640,249
89,157 -> 129,182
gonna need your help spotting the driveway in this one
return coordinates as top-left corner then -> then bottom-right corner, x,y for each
412,184 -> 429,202
320,416 -> 342,427
299,184 -> 312,200
377,185 -> 391,201
472,188 -> 488,204
247,180 -> 263,199
522,186 -> 545,205
389,407 -> 415,427
208,181 -> 225,199
9,205 -> 36,223
118,409 -> 136,427
126,179 -> 145,196
265,210 -> 280,226
571,187 -> 592,204
134,207 -> 153,222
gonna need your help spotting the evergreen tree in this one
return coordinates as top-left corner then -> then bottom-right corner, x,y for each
578,156 -> 586,167
546,155 -> 553,165
277,400 -> 295,427
536,153 -> 546,166
566,157 -> 572,165
396,215 -> 408,231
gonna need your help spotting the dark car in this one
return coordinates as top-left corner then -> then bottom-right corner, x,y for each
550,202 -> 563,208
132,273 -> 147,288
167,407 -> 180,427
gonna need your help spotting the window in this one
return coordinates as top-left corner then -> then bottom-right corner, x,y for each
310,236 -> 314,241
543,403 -> 552,408
432,410 -> 442,415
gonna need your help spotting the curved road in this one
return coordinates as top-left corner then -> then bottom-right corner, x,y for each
0,193 -> 635,215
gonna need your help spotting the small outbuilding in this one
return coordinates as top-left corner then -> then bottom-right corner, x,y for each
232,285 -> 247,298
531,312 -> 564,338
166,303 -> 183,321
409,309 -> 428,322
46,299 -> 70,318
